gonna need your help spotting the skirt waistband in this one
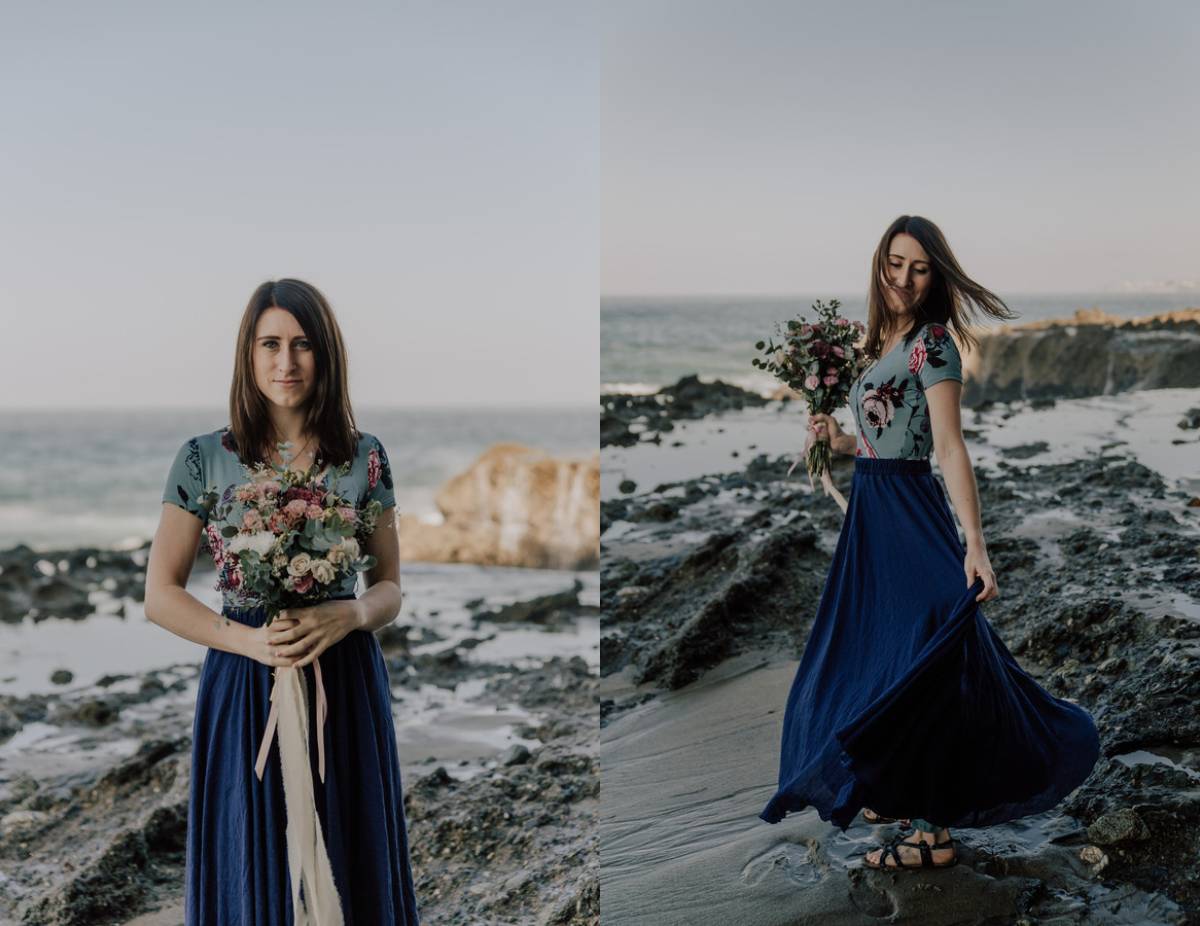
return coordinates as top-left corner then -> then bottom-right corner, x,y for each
853,457 -> 932,476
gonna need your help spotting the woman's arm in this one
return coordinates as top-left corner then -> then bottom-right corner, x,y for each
926,382 -> 998,602
354,505 -> 403,632
144,504 -> 258,655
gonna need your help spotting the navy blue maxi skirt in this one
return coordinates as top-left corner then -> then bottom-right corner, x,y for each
185,594 -> 421,924
760,457 -> 1099,830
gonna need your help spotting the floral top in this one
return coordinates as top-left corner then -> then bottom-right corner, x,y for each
849,322 -> 963,460
161,427 -> 396,607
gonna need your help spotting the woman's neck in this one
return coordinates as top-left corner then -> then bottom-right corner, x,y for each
266,408 -> 311,447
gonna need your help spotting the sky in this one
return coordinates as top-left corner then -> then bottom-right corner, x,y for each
602,0 -> 1200,296
0,2 -> 596,409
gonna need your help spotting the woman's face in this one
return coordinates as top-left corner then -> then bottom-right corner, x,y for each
252,307 -> 317,411
881,232 -> 932,316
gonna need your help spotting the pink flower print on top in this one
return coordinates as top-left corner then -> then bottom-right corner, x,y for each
862,382 -> 905,430
908,337 -> 927,376
367,447 -> 382,490
204,523 -> 226,571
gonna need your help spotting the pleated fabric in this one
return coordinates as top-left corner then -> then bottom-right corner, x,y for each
186,594 -> 420,924
760,457 -> 1099,830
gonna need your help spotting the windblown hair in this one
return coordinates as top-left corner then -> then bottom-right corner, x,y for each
864,215 -> 1017,361
228,278 -> 360,468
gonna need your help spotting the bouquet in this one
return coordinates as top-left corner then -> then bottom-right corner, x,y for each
752,299 -> 865,510
206,444 -> 383,623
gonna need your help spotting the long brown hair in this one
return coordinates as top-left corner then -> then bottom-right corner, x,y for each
864,215 -> 1017,360
228,278 -> 360,467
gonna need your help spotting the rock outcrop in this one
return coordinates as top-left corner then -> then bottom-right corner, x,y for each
961,307 -> 1200,406
399,443 -> 599,570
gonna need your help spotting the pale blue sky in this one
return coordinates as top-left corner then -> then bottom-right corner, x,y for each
603,0 -> 1199,295
1,2 -> 596,408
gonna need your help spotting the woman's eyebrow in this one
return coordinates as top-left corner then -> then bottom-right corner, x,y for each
888,253 -> 930,265
254,334 -> 307,341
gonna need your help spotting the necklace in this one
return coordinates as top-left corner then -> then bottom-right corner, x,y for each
272,431 -> 317,468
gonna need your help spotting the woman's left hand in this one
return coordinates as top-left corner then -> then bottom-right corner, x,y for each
964,547 -> 999,603
266,600 -> 364,668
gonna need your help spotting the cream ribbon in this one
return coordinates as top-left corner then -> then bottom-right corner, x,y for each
254,660 -> 344,924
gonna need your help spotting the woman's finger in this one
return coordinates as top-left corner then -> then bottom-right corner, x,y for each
292,644 -> 324,668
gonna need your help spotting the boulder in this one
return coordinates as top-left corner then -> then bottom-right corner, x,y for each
398,443 -> 599,570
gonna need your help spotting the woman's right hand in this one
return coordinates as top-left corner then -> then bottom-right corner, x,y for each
244,618 -> 303,668
807,412 -> 842,440
807,413 -> 853,456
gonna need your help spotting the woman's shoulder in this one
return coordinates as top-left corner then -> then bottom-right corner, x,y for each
180,426 -> 240,457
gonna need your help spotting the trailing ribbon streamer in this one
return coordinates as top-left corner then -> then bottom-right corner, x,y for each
254,660 -> 343,924
787,431 -> 854,513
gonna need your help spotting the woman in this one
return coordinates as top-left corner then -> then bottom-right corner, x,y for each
758,216 -> 1100,871
144,279 -> 420,923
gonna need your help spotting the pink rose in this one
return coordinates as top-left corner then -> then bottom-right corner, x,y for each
367,448 -> 382,490
854,320 -> 866,332
835,317 -> 850,326
831,346 -> 845,358
930,324 -> 946,338
235,485 -> 257,503
804,374 -> 820,390
284,499 -> 308,518
822,374 -> 839,386
908,338 -> 928,375
294,574 -> 314,594
306,504 -> 324,521
268,512 -> 288,533
242,510 -> 264,532
337,506 -> 358,522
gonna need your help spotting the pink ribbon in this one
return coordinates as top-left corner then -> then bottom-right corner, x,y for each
254,656 -> 328,782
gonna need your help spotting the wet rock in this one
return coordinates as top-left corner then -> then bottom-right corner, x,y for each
1177,407 -> 1200,430
50,668 -> 74,685
55,698 -> 120,728
502,744 -> 532,766
471,581 -> 593,628
602,375 -> 770,448
0,809 -> 50,841
1087,808 -> 1151,845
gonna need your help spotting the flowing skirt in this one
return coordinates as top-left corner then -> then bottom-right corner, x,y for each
760,457 -> 1099,830
185,594 -> 421,924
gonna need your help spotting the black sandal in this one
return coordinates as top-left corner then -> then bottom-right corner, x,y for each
861,808 -> 911,826
862,834 -> 958,870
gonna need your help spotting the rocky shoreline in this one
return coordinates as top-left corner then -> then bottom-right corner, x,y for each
600,376 -> 1200,922
0,579 -> 599,925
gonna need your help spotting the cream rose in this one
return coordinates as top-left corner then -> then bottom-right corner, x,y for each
310,558 -> 336,585
287,552 -> 313,577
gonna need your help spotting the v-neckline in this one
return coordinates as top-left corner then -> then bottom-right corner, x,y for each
863,323 -> 922,380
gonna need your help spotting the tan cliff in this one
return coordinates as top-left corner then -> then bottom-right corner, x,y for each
398,443 -> 599,570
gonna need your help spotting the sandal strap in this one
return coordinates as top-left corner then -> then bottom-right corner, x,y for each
917,841 -> 933,868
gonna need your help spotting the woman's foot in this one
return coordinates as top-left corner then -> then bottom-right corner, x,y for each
863,829 -> 957,870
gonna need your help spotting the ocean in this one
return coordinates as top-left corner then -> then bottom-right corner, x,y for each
0,406 -> 596,551
601,292 -> 1199,395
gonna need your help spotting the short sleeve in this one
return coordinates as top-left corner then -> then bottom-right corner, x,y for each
364,435 -> 396,510
162,438 -> 210,524
915,323 -> 963,390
